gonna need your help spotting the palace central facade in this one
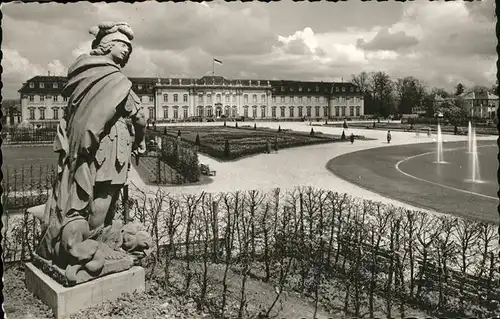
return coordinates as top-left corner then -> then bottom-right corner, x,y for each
19,75 -> 364,126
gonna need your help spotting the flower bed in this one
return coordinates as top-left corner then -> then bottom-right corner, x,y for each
149,125 -> 343,161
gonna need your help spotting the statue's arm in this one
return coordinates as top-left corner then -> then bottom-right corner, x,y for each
124,91 -> 147,153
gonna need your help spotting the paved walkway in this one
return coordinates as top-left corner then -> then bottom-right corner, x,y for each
128,121 -> 497,214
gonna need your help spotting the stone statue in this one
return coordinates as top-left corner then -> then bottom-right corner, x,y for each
33,22 -> 152,287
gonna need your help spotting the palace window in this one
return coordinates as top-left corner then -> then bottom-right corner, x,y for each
149,96 -> 153,102
289,106 -> 295,117
53,108 -> 59,120
149,108 -> 155,119
324,106 -> 328,117
225,107 -> 230,117
315,96 -> 320,103
29,108 -> 35,120
183,94 -> 188,102
198,94 -> 203,103
244,107 -> 249,117
280,106 -> 285,117
272,96 -> 276,103
252,106 -> 257,118
173,94 -> 178,102
53,95 -> 58,102
163,107 -> 169,118
183,107 -> 188,118
342,106 -> 346,116
173,107 -> 179,119
29,95 -> 34,102
207,94 -> 212,103
356,106 -> 361,116
252,94 -> 257,103
216,94 -> 221,103
197,106 -> 203,117
225,94 -> 230,103
232,94 -> 237,103
261,107 -> 266,118
261,94 -> 266,103
232,106 -> 237,117
307,96 -> 311,103
272,106 -> 276,117
315,106 -> 320,117
39,108 -> 46,120
335,107 -> 340,116
244,94 -> 248,103
63,96 -> 68,102
164,94 -> 168,102
207,107 -> 213,117
350,106 -> 354,116
298,96 -> 303,103
298,106 -> 303,117
281,96 -> 285,103
40,95 -> 45,102
306,106 -> 311,117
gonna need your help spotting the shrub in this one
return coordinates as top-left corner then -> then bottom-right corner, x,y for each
310,128 -> 315,136
278,125 -> 281,132
224,139 -> 230,158
195,133 -> 201,146
164,127 -> 167,135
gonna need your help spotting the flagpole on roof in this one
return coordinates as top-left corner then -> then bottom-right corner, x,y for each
212,58 -> 215,77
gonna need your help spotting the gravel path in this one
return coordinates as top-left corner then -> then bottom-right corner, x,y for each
128,121 -> 497,215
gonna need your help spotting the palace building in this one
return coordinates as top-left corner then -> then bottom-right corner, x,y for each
18,75 -> 364,126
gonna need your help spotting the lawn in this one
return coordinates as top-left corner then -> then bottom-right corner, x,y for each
148,125 -> 359,161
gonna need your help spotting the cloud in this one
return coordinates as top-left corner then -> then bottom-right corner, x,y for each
356,28 -> 419,51
0,1 -> 495,100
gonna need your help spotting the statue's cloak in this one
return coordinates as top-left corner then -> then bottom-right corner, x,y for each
37,54 -> 136,259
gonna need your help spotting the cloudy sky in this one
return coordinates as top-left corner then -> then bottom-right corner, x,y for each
2,0 -> 496,99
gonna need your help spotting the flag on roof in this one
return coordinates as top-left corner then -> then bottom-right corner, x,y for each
214,58 -> 223,65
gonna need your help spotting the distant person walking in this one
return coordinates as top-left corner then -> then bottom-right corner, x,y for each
350,133 -> 355,144
387,130 -> 392,144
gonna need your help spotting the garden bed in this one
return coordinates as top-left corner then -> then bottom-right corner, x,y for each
148,125 -> 359,161
132,155 -> 210,186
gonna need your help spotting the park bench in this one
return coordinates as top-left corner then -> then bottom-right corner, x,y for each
200,163 -> 216,176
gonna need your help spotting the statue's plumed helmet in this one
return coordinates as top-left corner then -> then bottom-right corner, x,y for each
89,22 -> 134,48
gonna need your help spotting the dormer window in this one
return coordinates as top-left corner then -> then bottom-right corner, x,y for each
40,83 -> 45,88
342,87 -> 346,92
299,87 -> 302,92
316,86 -> 319,92
336,87 -> 340,92
29,83 -> 34,88
53,83 -> 58,88
350,87 -> 354,92
308,87 -> 311,92
138,84 -> 143,90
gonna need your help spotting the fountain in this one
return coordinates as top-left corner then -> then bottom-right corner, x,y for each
468,121 -> 472,153
466,126 -> 483,184
435,122 -> 446,164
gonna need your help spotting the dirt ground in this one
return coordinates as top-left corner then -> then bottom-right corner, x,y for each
4,260 -> 434,319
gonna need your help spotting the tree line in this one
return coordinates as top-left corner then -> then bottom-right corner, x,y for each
351,71 -> 497,119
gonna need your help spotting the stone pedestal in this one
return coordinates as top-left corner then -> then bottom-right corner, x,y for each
25,262 -> 145,319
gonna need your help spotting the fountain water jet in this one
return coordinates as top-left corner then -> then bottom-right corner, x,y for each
468,121 -> 472,153
435,122 -> 447,164
466,127 -> 484,184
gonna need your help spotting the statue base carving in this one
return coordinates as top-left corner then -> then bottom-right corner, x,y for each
31,252 -> 135,287
24,262 -> 145,319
